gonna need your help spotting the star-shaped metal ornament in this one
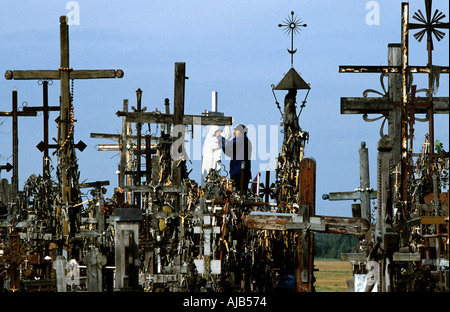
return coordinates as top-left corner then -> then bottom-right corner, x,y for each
278,11 -> 307,67
409,0 -> 449,51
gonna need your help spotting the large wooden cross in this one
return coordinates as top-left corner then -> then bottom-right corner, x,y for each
340,2 -> 448,204
244,158 -> 370,292
4,16 -> 123,206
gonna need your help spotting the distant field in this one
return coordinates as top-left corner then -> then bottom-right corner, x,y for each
314,260 -> 353,292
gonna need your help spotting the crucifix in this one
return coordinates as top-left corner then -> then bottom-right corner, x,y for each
0,89 -> 37,212
4,16 -> 123,207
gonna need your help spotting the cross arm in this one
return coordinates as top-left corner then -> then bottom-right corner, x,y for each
116,111 -> 233,126
90,132 -> 158,141
341,97 -> 449,114
23,106 -> 60,112
339,66 -> 449,74
0,111 -> 37,117
5,69 -> 124,80
244,211 -> 370,237
408,22 -> 449,30
322,190 -> 377,201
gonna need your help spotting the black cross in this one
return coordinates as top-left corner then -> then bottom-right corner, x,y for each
0,90 -> 37,193
21,80 -> 59,181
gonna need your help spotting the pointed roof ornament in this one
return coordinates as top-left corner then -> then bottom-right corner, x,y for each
274,67 -> 310,90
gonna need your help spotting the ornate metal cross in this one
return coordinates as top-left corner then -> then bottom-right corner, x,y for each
279,11 -> 307,68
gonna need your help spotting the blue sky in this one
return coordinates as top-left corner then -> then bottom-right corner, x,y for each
1,0 -> 448,217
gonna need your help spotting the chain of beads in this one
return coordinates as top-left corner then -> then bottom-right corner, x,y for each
60,79 -> 75,151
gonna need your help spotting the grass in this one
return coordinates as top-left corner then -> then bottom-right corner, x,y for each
314,260 -> 353,292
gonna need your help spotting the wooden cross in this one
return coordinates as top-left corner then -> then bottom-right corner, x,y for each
322,141 -> 377,221
0,229 -> 40,291
22,80 -> 60,181
244,158 -> 370,292
91,98 -> 158,200
4,16 -> 123,206
0,89 -> 37,197
340,44 -> 449,165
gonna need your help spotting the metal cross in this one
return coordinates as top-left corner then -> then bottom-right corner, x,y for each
409,0 -> 448,52
278,11 -> 307,68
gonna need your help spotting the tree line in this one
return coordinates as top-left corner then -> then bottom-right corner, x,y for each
313,233 -> 357,259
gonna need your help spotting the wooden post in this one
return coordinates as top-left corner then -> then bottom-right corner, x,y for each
387,43 -> 402,164
172,62 -> 186,187
134,89 -> 143,209
359,142 -> 371,221
119,99 -> 129,189
296,158 -> 315,292
59,15 -> 72,204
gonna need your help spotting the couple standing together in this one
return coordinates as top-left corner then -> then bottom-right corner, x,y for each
201,124 -> 252,192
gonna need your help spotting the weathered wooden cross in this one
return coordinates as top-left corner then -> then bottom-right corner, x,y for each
4,16 -> 123,206
244,158 -> 370,292
338,1 -> 448,292
340,43 -> 448,165
322,142 -> 377,222
340,1 -> 449,206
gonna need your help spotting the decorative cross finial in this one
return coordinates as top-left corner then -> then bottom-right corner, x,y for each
409,0 -> 449,51
278,11 -> 307,67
